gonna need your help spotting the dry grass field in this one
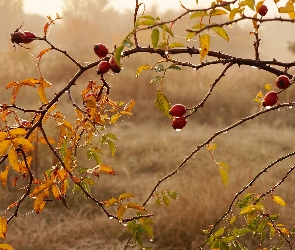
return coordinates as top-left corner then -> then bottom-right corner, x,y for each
1,1 -> 295,249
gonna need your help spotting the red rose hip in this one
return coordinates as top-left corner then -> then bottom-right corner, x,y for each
275,75 -> 291,89
258,5 -> 268,16
23,31 -> 37,44
97,61 -> 110,75
172,116 -> 187,130
109,56 -> 121,74
94,43 -> 108,58
10,31 -> 26,44
169,104 -> 186,117
263,91 -> 278,107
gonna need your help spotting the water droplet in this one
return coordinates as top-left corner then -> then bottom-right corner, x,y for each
289,106 -> 293,109
252,66 -> 257,69
150,238 -> 154,242
165,51 -> 168,55
223,131 -> 228,134
189,12 -> 192,14
186,39 -> 191,42
108,216 -> 113,220
175,128 -> 182,132
123,223 -> 128,226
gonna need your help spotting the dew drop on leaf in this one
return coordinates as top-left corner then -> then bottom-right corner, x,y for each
123,223 -> 128,226
187,39 -> 191,42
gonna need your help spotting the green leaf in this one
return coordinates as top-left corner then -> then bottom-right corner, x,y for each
140,15 -> 154,20
169,42 -> 185,48
148,76 -> 162,87
232,240 -> 248,250
214,227 -> 225,237
107,140 -> 116,156
154,64 -> 164,72
167,190 -> 178,199
218,167 -> 229,186
123,38 -> 134,47
137,20 -> 155,26
186,31 -> 196,41
232,228 -> 251,236
167,65 -> 181,70
199,33 -> 210,61
151,28 -> 160,49
239,204 -> 265,215
229,8 -> 240,21
190,11 -> 208,19
210,26 -> 229,41
155,89 -> 171,117
115,44 -> 124,66
159,24 -> 174,37
136,64 -> 150,77
163,196 -> 170,206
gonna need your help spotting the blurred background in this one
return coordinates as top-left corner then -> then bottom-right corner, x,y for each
1,0 -> 295,249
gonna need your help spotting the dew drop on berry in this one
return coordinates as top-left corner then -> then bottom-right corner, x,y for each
175,128 -> 182,132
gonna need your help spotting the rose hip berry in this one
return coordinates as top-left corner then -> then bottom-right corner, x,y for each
275,75 -> 291,90
263,91 -> 278,107
97,61 -> 110,75
11,31 -> 26,44
258,5 -> 268,16
109,56 -> 121,74
94,43 -> 108,58
172,116 -> 187,130
169,104 -> 186,117
23,31 -> 37,44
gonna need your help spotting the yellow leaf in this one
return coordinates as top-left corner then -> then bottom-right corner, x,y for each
8,148 -> 21,172
272,195 -> 286,206
218,167 -> 229,186
34,192 -> 46,214
0,166 -> 9,187
199,33 -> 210,61
110,113 -> 121,124
51,184 -> 61,200
0,132 -> 8,142
207,143 -> 217,151
38,83 -> 48,103
105,197 -> 118,207
0,243 -> 14,250
252,13 -> 258,31
279,227 -> 289,235
30,180 -> 53,197
64,148 -> 73,171
37,136 -> 55,144
116,203 -> 127,222
12,138 -> 34,151
57,168 -> 67,182
0,140 -> 11,156
118,193 -> 135,201
210,25 -> 229,41
98,164 -> 115,175
229,8 -> 240,21
264,84 -> 272,91
126,203 -> 147,211
63,120 -> 73,131
240,204 -> 265,215
210,9 -> 228,16
0,217 -> 7,239
9,128 -> 27,137
123,99 -> 136,113
136,64 -> 150,77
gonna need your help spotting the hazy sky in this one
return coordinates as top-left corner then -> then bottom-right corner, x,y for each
23,0 -> 286,17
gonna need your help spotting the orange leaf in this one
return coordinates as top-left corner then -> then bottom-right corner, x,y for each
38,84 -> 48,103
8,148 -> 21,172
37,48 -> 51,58
6,81 -> 17,89
116,203 -> 127,222
39,77 -> 52,88
0,217 -> 7,239
110,113 -> 121,124
63,120 -> 73,131
0,132 -> 8,142
51,184 -> 61,200
57,168 -> 67,182
33,192 -> 46,214
12,138 -> 34,151
0,140 -> 11,156
30,180 -> 53,197
37,136 -> 55,144
9,128 -> 27,137
43,23 -> 50,36
19,78 -> 39,86
0,166 -> 9,187
126,202 -> 147,211
123,99 -> 136,112
64,148 -> 73,171
11,177 -> 18,187
98,164 -> 115,175
0,243 -> 14,250
105,197 -> 118,207
118,193 -> 135,201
